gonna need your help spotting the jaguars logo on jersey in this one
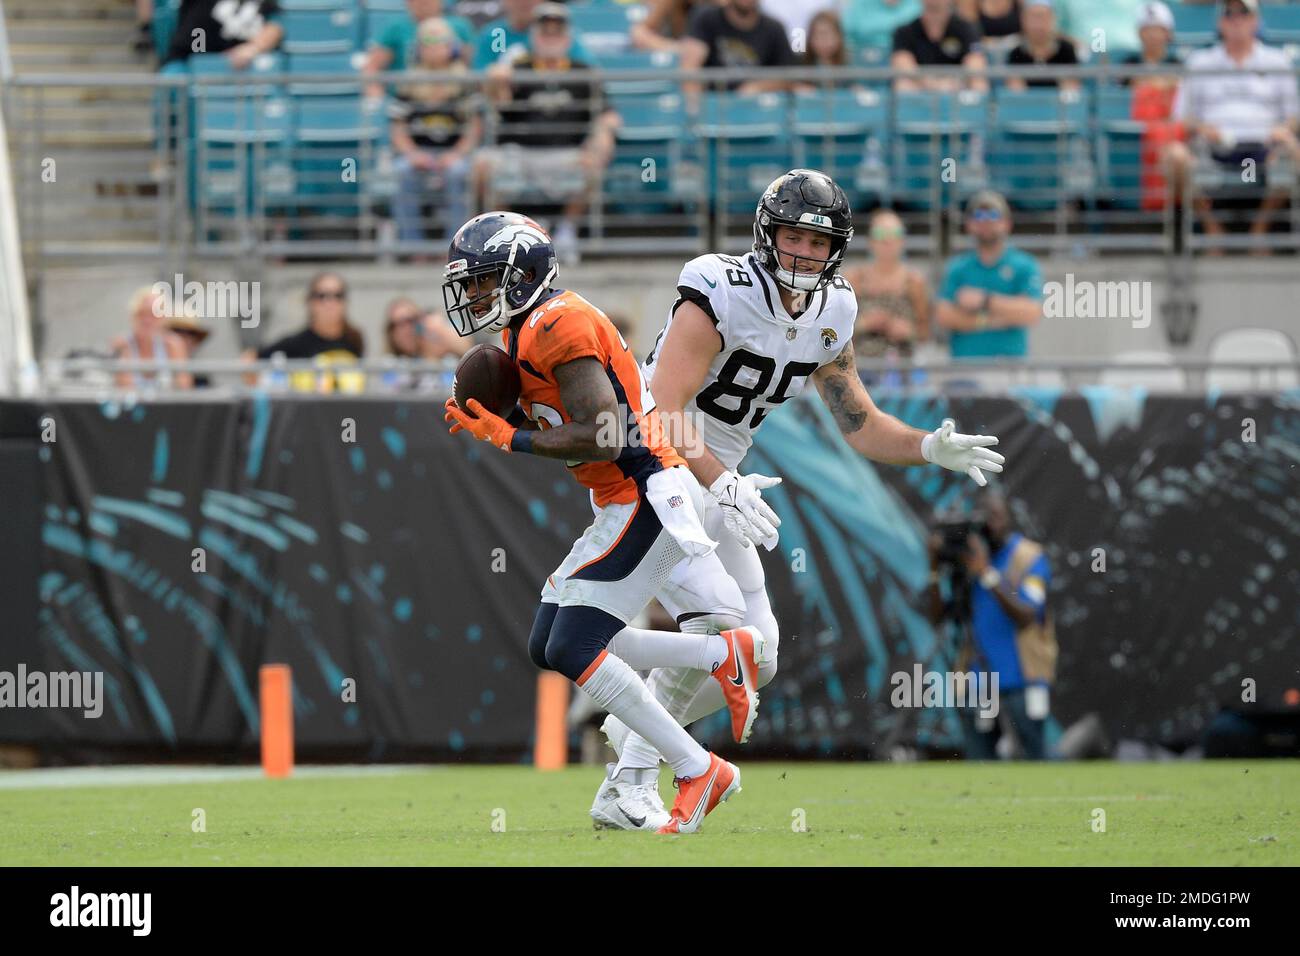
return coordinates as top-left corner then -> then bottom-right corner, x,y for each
820,327 -> 838,351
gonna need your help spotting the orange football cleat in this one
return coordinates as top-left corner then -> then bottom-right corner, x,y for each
711,626 -> 769,743
657,753 -> 741,834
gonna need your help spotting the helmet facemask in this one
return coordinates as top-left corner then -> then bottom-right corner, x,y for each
754,213 -> 851,293
443,260 -> 528,336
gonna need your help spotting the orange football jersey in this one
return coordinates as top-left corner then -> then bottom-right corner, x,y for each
504,290 -> 684,506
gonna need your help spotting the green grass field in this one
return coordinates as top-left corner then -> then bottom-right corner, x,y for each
1,761 -> 1296,866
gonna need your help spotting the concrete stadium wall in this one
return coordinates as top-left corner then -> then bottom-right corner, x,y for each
31,255 -> 1300,367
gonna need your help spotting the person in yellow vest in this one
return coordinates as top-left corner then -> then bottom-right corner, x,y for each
960,489 -> 1057,759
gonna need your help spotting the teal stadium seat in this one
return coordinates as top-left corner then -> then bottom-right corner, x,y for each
286,50 -> 366,95
278,0 -> 354,9
608,92 -> 699,216
1095,86 -> 1144,209
892,90 -> 989,208
194,96 -> 294,223
699,91 -> 792,216
992,87 -> 1092,208
594,49 -> 678,96
1169,2 -> 1218,53
569,3 -> 637,58
792,87 -> 890,206
1262,5 -> 1300,45
286,95 -> 385,217
280,7 -> 363,54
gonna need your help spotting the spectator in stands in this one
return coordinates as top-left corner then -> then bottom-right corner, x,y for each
476,4 -> 620,264
1005,0 -> 1080,92
388,18 -> 482,250
680,0 -> 796,95
1165,0 -> 1300,249
843,0 -> 921,57
471,0 -> 591,70
1119,1 -> 1180,87
891,0 -> 988,92
363,0 -> 476,95
380,299 -> 467,390
166,312 -> 213,388
161,0 -> 283,69
111,286 -> 194,391
1054,0 -> 1141,57
384,298 -> 469,360
632,0 -> 710,52
842,210 -> 931,369
246,273 -> 365,392
803,10 -> 850,68
956,0 -> 1022,41
936,190 -> 1043,358
795,9 -> 856,90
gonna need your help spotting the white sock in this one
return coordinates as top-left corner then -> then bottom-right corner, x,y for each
605,626 -> 727,673
615,665 -> 709,771
580,652 -> 709,779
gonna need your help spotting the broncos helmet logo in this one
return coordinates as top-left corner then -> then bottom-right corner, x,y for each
483,221 -> 551,256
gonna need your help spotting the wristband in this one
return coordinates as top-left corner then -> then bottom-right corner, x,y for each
509,430 -> 533,455
920,432 -> 936,463
979,568 -> 1002,590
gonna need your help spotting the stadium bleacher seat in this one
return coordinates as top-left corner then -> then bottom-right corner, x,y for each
608,91 -> 699,212
792,87 -> 890,205
1263,5 -> 1300,45
1207,328 -> 1300,390
285,96 -> 385,217
595,49 -> 678,96
286,51 -> 366,95
1095,86 -> 1144,209
280,8 -> 363,55
699,92 -> 792,214
194,96 -> 295,217
892,90 -> 989,207
1169,2 -> 1218,52
570,3 -> 639,58
279,0 -> 353,9
992,88 -> 1092,208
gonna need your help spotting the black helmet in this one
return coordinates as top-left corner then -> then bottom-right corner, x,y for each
752,169 -> 854,293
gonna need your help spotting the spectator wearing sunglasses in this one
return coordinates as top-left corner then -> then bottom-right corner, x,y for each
841,210 -> 931,370
381,298 -> 467,390
246,273 -> 366,392
935,191 -> 1043,358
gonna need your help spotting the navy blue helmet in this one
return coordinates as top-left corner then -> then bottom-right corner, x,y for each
752,169 -> 854,293
442,211 -> 559,336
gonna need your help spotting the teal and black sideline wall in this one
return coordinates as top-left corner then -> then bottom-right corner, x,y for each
0,390 -> 1296,759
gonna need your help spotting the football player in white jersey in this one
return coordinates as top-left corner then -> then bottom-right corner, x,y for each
589,169 -> 1006,828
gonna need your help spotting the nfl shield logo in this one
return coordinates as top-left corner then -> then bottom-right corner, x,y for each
668,495 -> 684,508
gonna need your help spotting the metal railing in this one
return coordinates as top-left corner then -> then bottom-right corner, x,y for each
5,62 -> 1300,264
35,354 -> 1300,397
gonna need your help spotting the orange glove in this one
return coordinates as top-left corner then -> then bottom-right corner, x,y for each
445,397 -> 516,452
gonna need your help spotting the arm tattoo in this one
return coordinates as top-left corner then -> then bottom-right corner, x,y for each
820,341 -> 869,435
529,357 -> 621,462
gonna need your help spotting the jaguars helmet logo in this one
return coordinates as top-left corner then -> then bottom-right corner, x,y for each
821,327 -> 838,350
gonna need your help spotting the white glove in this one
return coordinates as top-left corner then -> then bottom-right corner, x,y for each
708,470 -> 782,549
921,418 -> 1005,487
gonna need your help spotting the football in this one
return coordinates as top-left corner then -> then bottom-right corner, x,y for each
453,343 -> 521,418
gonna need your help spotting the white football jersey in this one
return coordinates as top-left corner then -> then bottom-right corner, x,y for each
642,252 -> 858,471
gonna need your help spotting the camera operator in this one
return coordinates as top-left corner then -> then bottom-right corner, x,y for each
928,489 -> 1057,760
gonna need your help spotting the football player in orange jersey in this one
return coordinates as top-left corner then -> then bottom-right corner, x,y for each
442,212 -> 768,833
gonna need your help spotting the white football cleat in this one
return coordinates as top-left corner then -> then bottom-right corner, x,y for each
590,764 -> 670,832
